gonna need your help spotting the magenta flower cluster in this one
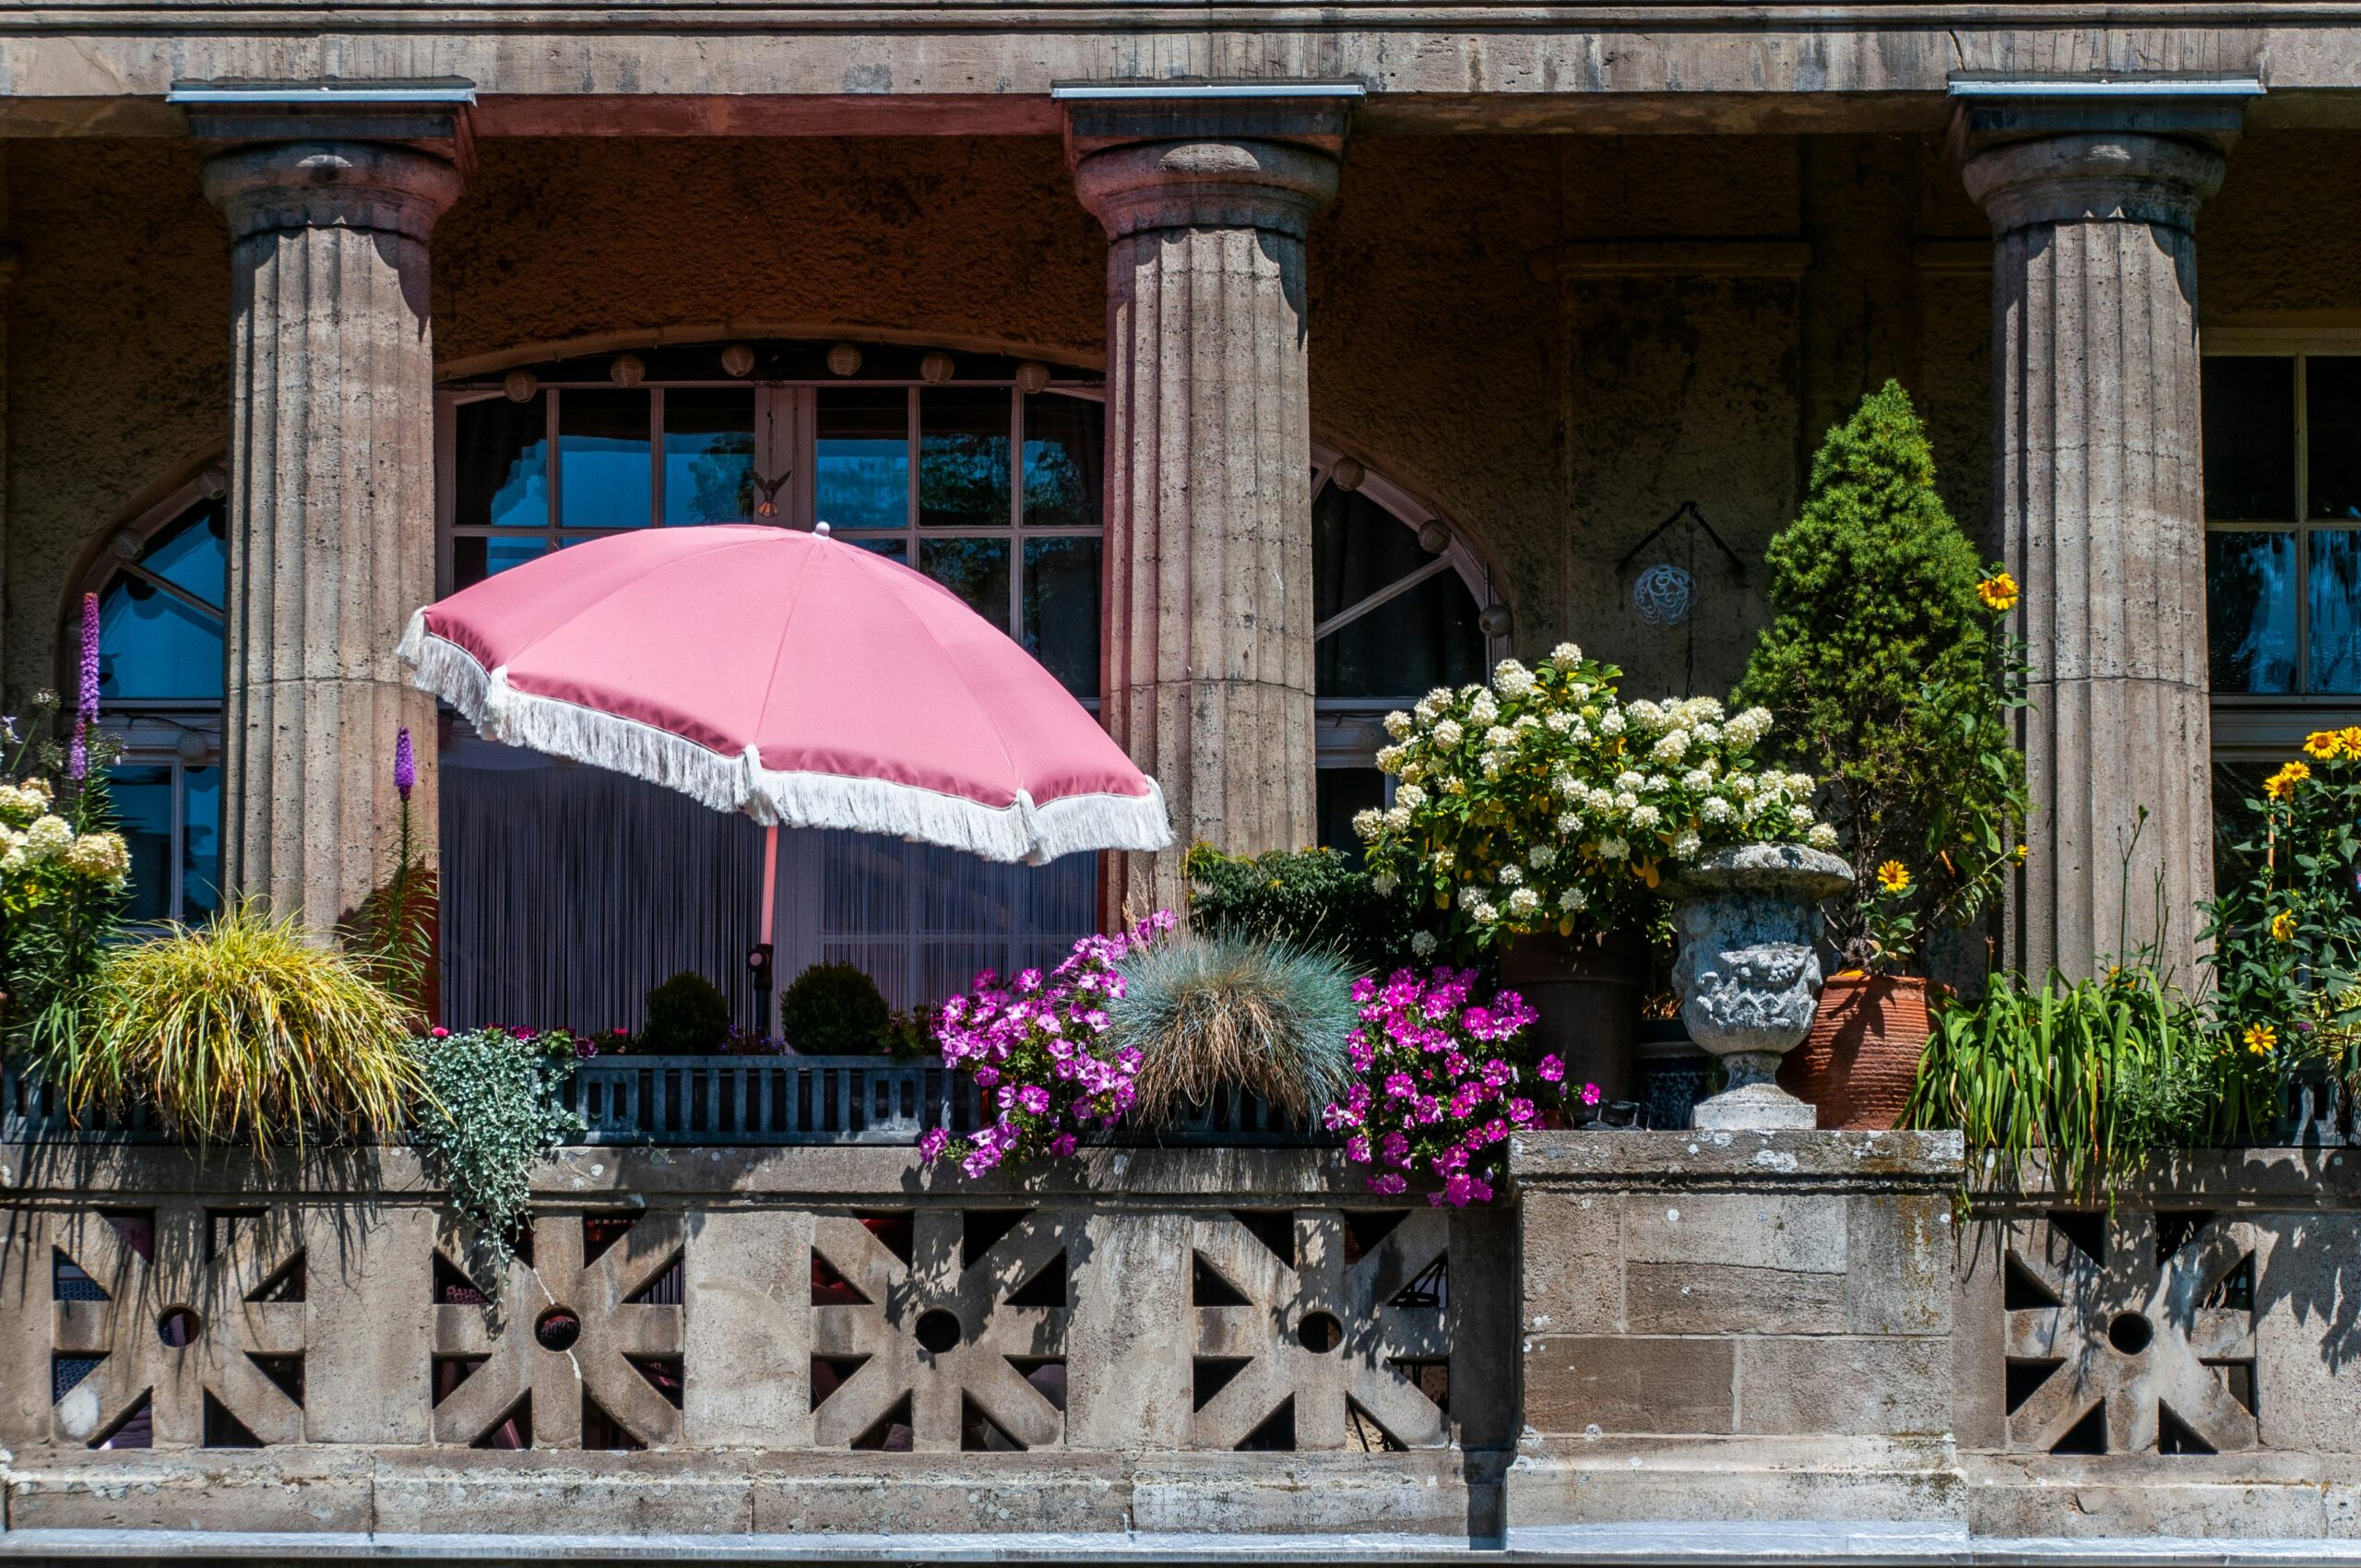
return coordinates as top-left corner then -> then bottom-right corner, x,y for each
1323,968 -> 1597,1206
919,910 -> 1177,1177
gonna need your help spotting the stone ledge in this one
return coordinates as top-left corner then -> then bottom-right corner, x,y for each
1511,1130 -> 1964,1192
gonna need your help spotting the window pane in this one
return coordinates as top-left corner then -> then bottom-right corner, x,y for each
1317,578 -> 1488,705
559,389 -> 653,529
2205,530 -> 2297,694
111,765 -> 173,923
100,580 -> 223,702
815,389 -> 909,529
456,396 -> 549,529
1023,395 -> 1102,530
921,538 -> 1012,630
183,765 -> 220,921
2310,357 -> 2361,521
454,534 -> 547,589
2202,357 -> 2296,521
854,537 -> 908,562
1316,768 -> 1385,865
2312,530 -> 2361,692
2213,758 -> 2274,893
145,504 -> 226,606
919,389 -> 1012,529
1022,536 -> 1100,698
1313,481 -> 1437,623
663,389 -> 756,525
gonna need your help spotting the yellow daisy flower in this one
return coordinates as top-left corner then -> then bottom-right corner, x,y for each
2267,761 -> 2311,802
2341,726 -> 2361,759
2304,731 -> 2342,760
2272,909 -> 2298,943
2243,1023 -> 2277,1057
1975,572 -> 2021,613
1876,860 -> 1911,894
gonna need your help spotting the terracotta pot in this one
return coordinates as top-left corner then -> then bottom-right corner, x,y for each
1497,930 -> 1644,1105
1776,974 -> 1931,1131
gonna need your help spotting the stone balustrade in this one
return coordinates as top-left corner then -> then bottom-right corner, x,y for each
3,1134 -> 2359,1553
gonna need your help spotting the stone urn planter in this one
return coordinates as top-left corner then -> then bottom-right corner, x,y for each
1498,929 -> 1645,1107
1662,842 -> 1853,1130
1776,973 -> 1933,1130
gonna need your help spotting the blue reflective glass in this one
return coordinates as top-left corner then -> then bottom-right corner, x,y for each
2206,530 -> 2297,695
663,389 -> 756,525
2311,531 -> 2361,693
814,389 -> 908,529
559,390 -> 653,529
111,765 -> 173,923
456,397 -> 548,529
98,511 -> 227,702
454,534 -> 547,588
183,766 -> 220,920
146,504 -> 226,605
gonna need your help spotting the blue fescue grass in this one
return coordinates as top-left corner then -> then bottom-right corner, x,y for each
1109,933 -> 1359,1122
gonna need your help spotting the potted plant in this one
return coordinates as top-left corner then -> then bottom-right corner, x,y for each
1355,645 -> 1831,1102
1733,381 -> 2028,1129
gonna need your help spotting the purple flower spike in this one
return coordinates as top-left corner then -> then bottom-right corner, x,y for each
393,727 -> 416,802
67,725 -> 87,782
77,593 -> 101,723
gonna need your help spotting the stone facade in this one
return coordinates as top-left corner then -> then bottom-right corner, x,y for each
6,1134 -> 2361,1552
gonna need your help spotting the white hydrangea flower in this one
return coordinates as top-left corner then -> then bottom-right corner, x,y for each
1808,823 -> 1841,850
1786,771 -> 1817,797
1558,885 -> 1588,911
1415,689 -> 1453,723
1585,787 -> 1616,813
1395,783 -> 1428,811
1569,683 -> 1593,702
1545,710 -> 1574,734
1470,899 -> 1500,926
1643,776 -> 1668,794
1410,930 -> 1439,958
1555,773 -> 1583,800
1352,808 -> 1383,840
1493,659 -> 1536,699
1508,886 -> 1541,916
1629,804 -> 1662,830
1432,719 -> 1464,748
1499,863 -> 1524,885
1549,641 -> 1584,667
1384,805 -> 1413,831
1432,849 -> 1454,871
1485,725 -> 1517,749
1692,721 -> 1720,746
25,814 -> 73,859
1556,811 -> 1583,834
1614,791 -> 1640,813
1598,836 -> 1630,861
1599,709 -> 1626,736
1468,691 -> 1500,726
1682,767 -> 1713,792
1371,872 -> 1399,897
1701,796 -> 1735,824
1651,731 -> 1690,763
1566,718 -> 1591,742
1399,762 -> 1424,785
1788,802 -> 1815,826
1375,743 -> 1406,771
1383,710 -> 1414,740
1615,770 -> 1644,793
1529,844 -> 1558,869
1728,774 -> 1759,798
1671,830 -> 1702,859
1625,699 -> 1663,731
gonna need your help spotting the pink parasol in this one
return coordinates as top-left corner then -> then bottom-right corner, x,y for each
397,524 -> 1169,866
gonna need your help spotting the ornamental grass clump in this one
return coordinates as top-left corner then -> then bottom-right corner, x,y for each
1322,968 -> 1591,1206
1734,379 -> 2027,975
921,912 -> 1173,1175
1107,932 -> 1359,1123
1356,645 -> 1823,956
66,902 -> 426,1150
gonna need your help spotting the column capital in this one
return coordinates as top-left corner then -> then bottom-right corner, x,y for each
201,140 -> 463,245
1951,90 -> 2248,234
1062,87 -> 1354,242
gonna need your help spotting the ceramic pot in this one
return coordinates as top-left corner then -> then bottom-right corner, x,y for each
1776,974 -> 1931,1131
1662,842 -> 1854,1131
1497,929 -> 1645,1106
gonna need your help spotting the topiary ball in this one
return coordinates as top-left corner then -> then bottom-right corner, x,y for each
640,971 -> 731,1055
778,962 -> 892,1056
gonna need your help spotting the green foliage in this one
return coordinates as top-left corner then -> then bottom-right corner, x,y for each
880,1004 -> 941,1060
353,790 -> 436,1028
2201,739 -> 2361,1104
408,1027 -> 584,1264
1735,380 -> 2027,973
1184,843 -> 1423,975
60,901 -> 426,1150
777,961 -> 892,1055
1903,968 -> 2267,1196
0,699 -> 131,1065
639,970 -> 731,1054
1107,932 -> 1359,1122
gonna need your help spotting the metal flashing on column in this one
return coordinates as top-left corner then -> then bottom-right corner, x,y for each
1051,81 -> 1367,101
168,80 -> 479,106
1947,75 -> 2264,99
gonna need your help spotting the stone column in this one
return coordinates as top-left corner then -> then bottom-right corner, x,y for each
1957,98 -> 2240,985
201,133 -> 461,933
1068,95 -> 1348,920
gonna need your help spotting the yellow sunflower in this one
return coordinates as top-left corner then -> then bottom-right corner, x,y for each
2243,1023 -> 2277,1057
2341,726 -> 2361,759
2304,731 -> 2343,760
2267,761 -> 2312,802
1975,572 -> 2021,613
2272,909 -> 2299,943
1876,860 -> 1911,894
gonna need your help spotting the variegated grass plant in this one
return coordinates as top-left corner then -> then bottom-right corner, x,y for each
1109,932 -> 1359,1123
65,901 -> 427,1150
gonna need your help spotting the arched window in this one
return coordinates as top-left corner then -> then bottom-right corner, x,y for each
1309,447 -> 1501,856
81,474 -> 227,925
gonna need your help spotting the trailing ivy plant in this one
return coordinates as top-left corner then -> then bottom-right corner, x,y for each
409,1027 -> 587,1276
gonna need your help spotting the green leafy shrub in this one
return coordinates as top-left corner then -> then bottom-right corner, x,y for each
62,901 -> 425,1150
639,970 -> 730,1054
409,1027 -> 585,1262
1185,843 -> 1425,974
1903,968 -> 2256,1195
1735,380 -> 2026,974
1108,933 -> 1359,1122
1,695 -> 131,1064
777,960 -> 891,1055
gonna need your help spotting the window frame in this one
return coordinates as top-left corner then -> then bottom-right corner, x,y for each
2203,329 -> 2361,754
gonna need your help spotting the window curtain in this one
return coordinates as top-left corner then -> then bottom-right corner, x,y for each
439,736 -> 765,1032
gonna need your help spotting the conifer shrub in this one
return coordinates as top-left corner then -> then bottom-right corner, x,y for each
1735,380 -> 2027,972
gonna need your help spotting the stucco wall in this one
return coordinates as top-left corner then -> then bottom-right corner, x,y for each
1,128 -> 2348,713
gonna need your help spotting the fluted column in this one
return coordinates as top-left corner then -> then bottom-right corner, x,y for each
1068,94 -> 1347,920
203,138 -> 461,932
1959,101 -> 2237,984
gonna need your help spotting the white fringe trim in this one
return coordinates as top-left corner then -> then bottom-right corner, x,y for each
398,619 -> 1174,864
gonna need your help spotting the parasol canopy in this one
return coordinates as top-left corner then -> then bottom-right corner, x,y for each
397,524 -> 1169,865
